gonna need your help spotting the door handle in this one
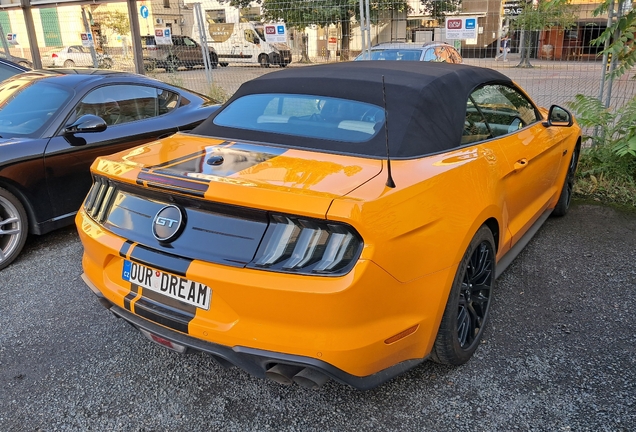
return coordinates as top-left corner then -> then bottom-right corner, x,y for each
514,159 -> 528,171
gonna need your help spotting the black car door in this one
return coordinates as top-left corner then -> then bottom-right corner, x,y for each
44,84 -> 181,219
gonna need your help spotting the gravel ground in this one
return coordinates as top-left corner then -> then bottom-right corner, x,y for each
0,202 -> 634,431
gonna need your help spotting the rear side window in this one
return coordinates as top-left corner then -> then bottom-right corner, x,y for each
213,94 -> 385,143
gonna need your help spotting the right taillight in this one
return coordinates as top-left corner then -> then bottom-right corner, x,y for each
248,214 -> 363,276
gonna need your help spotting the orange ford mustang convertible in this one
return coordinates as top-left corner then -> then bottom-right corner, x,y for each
77,62 -> 581,390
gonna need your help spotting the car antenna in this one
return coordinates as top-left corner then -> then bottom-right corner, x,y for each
382,75 -> 396,188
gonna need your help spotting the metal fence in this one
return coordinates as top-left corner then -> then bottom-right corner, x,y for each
0,0 -> 633,110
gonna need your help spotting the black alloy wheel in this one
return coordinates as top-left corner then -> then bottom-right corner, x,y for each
431,225 -> 495,365
0,187 -> 28,271
457,241 -> 493,348
552,145 -> 580,217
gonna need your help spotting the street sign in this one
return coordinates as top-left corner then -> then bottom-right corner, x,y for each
445,17 -> 478,40
503,1 -> 523,17
80,33 -> 94,47
140,5 -> 149,19
154,27 -> 172,45
264,23 -> 287,43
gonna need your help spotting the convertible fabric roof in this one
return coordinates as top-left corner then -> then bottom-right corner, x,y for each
193,61 -> 513,158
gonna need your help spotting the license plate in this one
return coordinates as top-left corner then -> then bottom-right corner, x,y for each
122,260 -> 211,310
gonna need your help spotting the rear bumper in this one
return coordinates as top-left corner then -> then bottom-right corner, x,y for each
77,208 -> 455,388
85,279 -> 423,390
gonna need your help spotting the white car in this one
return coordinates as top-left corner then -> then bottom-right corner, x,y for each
50,45 -> 113,69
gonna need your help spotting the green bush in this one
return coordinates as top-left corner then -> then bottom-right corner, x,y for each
568,94 -> 636,206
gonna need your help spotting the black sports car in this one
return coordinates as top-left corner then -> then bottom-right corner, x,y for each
0,69 -> 219,270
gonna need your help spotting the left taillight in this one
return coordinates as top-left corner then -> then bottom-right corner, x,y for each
248,214 -> 363,276
84,176 -> 116,222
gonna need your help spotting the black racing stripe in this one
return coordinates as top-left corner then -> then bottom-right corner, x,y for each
140,182 -> 206,198
124,283 -> 140,311
138,171 -> 209,192
150,149 -> 208,169
119,240 -> 134,258
129,245 -> 191,277
134,297 -> 194,334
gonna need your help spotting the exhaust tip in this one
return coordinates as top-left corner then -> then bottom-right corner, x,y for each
293,368 -> 330,389
265,364 -> 303,385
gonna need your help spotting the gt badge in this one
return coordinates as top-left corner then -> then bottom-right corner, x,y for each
153,205 -> 185,242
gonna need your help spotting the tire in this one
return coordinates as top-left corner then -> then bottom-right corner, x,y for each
430,225 -> 496,365
63,59 -> 75,68
209,53 -> 218,69
0,187 -> 28,271
259,54 -> 270,68
220,62 -> 229,67
552,145 -> 580,217
280,63 -> 288,68
144,60 -> 156,72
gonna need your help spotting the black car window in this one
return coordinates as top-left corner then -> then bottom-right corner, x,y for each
470,85 -> 539,138
213,93 -> 385,143
75,85 -> 179,126
0,79 -> 72,136
183,37 -> 197,47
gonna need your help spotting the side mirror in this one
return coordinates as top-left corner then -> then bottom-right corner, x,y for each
64,114 -> 107,135
543,105 -> 573,127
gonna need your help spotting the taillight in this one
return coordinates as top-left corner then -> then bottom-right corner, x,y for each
52,53 -> 58,58
84,176 -> 117,223
248,214 -> 362,276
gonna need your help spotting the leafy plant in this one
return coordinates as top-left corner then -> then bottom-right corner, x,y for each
593,1 -> 636,79
208,84 -> 230,104
567,95 -> 636,205
568,94 -> 636,157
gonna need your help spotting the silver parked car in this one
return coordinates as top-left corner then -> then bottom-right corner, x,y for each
50,46 -> 113,69
355,41 -> 463,63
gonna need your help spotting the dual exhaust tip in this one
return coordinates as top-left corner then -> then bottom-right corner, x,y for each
265,364 -> 330,389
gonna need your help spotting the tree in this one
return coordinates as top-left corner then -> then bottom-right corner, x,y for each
229,0 -> 410,61
420,0 -> 462,23
511,0 -> 577,68
92,10 -> 131,38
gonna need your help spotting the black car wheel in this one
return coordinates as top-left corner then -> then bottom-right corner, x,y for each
552,145 -> 580,217
259,54 -> 270,68
0,187 -> 28,271
431,225 -> 495,365
210,53 -> 218,69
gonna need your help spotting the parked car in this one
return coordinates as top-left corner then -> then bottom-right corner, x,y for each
77,62 -> 580,390
141,35 -> 218,72
0,51 -> 32,68
355,41 -> 463,63
50,46 -> 113,68
0,69 -> 220,270
0,58 -> 30,81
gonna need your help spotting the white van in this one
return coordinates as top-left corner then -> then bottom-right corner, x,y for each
192,22 -> 292,68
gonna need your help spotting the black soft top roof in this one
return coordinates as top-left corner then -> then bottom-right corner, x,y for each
193,61 -> 513,158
